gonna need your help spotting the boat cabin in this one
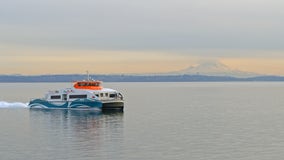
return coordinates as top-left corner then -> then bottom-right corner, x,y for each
45,89 -> 97,102
44,87 -> 122,102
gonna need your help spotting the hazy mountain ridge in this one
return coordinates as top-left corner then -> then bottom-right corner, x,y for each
1,74 -> 284,82
167,61 -> 262,78
0,61 -> 283,82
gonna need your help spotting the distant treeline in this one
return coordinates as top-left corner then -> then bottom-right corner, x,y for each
1,74 -> 284,82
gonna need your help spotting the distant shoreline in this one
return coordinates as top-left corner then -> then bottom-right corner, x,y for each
1,74 -> 284,82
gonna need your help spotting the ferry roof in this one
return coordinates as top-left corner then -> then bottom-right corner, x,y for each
73,80 -> 103,90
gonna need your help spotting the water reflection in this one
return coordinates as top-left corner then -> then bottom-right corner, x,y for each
28,109 -> 124,159
29,109 -> 124,133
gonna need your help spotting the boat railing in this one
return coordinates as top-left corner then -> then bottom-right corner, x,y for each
29,98 -> 45,101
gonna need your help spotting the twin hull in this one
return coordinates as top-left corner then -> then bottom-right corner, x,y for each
29,99 -> 102,110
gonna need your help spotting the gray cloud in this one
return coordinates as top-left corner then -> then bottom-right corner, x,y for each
1,0 -> 284,52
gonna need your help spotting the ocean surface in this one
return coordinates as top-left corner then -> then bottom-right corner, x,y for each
1,82 -> 284,160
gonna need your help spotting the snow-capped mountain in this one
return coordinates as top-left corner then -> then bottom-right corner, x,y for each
169,61 -> 261,78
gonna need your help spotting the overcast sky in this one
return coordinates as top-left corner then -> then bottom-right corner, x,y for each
1,0 -> 284,74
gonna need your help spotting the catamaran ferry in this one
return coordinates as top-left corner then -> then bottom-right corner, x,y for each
28,78 -> 124,111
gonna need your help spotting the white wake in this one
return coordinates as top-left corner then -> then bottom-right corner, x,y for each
0,101 -> 29,108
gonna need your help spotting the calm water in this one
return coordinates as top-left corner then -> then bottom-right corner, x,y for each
1,82 -> 284,160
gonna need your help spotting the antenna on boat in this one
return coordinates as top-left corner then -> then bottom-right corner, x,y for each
86,70 -> 90,81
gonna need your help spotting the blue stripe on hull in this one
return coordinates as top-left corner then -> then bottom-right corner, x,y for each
29,99 -> 102,110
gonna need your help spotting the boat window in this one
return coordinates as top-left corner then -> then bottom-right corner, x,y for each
51,95 -> 61,99
109,94 -> 116,98
95,94 -> 99,97
105,93 -> 109,97
62,94 -> 67,100
69,95 -> 87,99
100,93 -> 104,97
